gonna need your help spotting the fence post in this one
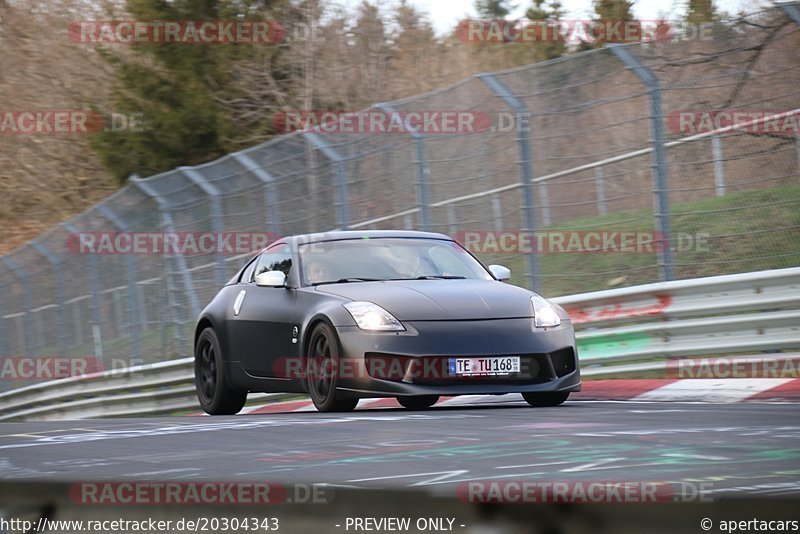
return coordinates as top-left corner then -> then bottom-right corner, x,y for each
447,205 -> 458,237
305,133 -> 349,230
231,152 -> 281,236
0,281 -> 6,356
778,2 -> 800,177
375,103 -> 431,231
31,242 -> 69,356
63,222 -> 103,360
779,3 -> 800,25
477,73 -> 540,292
796,129 -> 800,175
491,194 -> 503,232
130,175 -> 201,325
2,258 -> 36,357
98,205 -> 142,363
776,1 -> 799,173
609,45 -> 675,282
712,135 -> 726,196
595,167 -> 607,216
71,299 -> 83,347
538,183 -> 551,226
179,167 -> 227,288
777,2 -> 800,178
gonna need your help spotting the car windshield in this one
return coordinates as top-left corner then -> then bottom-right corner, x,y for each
299,238 -> 493,286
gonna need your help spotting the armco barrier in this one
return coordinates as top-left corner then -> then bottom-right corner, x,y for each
1,267 -> 798,421
555,267 -> 800,365
0,358 -> 293,421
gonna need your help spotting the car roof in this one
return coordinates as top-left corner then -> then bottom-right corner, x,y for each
284,230 -> 452,245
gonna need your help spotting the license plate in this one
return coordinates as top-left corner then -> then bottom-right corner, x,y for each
448,356 -> 521,376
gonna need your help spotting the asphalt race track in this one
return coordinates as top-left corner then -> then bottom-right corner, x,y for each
1,398 -> 799,499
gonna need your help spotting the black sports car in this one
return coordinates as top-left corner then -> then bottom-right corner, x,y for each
194,230 -> 580,413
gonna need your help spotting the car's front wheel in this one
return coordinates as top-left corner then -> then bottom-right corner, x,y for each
522,391 -> 569,407
307,323 -> 358,413
397,395 -> 439,410
195,327 -> 247,415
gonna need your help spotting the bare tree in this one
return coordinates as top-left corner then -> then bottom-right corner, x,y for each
0,0 -> 120,254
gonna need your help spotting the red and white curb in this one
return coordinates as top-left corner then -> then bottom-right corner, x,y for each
577,378 -> 800,402
223,378 -> 800,415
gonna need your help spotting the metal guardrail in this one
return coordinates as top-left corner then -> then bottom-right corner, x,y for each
0,357 -> 293,421
0,267 -> 798,421
582,353 -> 800,379
553,267 -> 800,366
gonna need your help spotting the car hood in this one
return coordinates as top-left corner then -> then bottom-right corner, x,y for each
316,279 -> 534,320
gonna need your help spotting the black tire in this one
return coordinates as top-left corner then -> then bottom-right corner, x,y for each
397,395 -> 439,410
195,327 -> 247,415
306,323 -> 358,413
522,391 -> 570,407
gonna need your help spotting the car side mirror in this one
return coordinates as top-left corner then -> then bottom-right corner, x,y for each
488,264 -> 511,281
255,271 -> 286,287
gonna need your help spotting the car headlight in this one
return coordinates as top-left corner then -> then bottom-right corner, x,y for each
343,301 -> 405,331
531,294 -> 561,328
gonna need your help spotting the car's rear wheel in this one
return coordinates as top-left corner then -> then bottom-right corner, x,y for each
397,395 -> 439,410
307,323 -> 358,413
522,391 -> 569,407
195,327 -> 247,415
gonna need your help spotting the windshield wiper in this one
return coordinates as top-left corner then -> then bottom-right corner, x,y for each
389,275 -> 467,280
312,277 -> 384,286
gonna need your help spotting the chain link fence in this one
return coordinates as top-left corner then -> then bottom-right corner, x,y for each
1,5 -> 798,386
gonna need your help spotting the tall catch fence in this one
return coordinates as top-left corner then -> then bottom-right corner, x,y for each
0,6 -> 798,386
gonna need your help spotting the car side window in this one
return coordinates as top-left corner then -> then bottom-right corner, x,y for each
251,244 -> 292,282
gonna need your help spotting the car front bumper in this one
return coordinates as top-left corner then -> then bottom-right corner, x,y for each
333,318 -> 581,397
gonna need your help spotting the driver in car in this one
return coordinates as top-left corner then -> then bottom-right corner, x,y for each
305,260 -> 329,284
